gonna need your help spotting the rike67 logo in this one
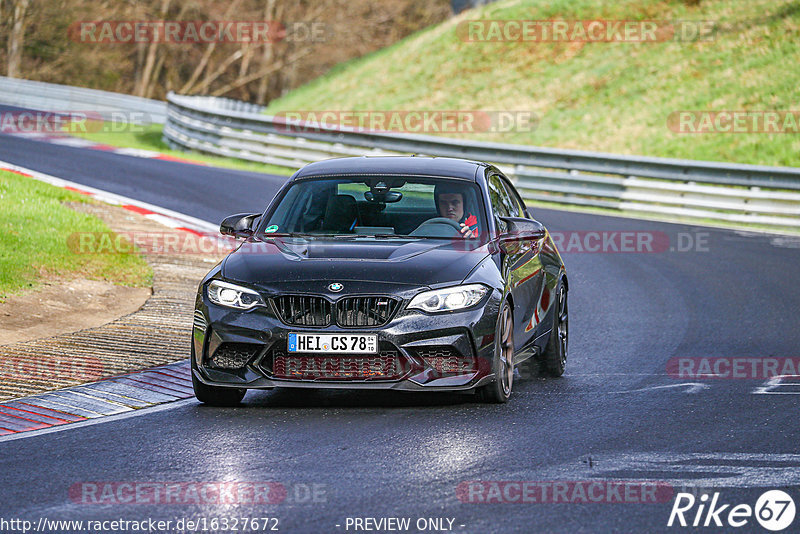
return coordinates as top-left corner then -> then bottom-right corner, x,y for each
668,490 -> 796,531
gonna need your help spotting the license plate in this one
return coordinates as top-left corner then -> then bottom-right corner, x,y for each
288,333 -> 378,354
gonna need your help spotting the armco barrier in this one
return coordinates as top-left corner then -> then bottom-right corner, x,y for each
0,76 -> 166,123
163,92 -> 800,229
4,79 -> 796,229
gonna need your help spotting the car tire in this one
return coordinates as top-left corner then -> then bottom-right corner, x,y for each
541,281 -> 568,377
191,369 -> 246,406
480,300 -> 514,403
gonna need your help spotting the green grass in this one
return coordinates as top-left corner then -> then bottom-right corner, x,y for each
264,0 -> 800,167
72,124 -> 293,176
0,170 -> 152,301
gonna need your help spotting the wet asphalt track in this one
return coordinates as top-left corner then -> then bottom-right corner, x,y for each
1,128 -> 799,533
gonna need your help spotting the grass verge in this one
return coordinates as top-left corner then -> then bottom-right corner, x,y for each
0,169 -> 152,301
263,0 -> 800,167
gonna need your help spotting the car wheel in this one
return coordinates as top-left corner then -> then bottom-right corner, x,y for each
541,281 -> 568,377
480,300 -> 514,403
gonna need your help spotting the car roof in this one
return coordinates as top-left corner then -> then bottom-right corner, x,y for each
291,156 -> 489,181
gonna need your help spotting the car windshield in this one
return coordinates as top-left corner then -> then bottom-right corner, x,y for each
257,176 -> 488,239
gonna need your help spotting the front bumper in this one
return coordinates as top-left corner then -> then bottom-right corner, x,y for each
192,291 -> 501,392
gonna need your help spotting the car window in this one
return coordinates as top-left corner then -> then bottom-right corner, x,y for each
259,177 -> 487,238
500,177 -> 527,218
487,174 -> 514,233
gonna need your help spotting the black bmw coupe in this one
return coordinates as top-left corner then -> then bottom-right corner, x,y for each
191,156 -> 568,405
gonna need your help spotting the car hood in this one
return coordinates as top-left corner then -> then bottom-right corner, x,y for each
222,236 -> 490,291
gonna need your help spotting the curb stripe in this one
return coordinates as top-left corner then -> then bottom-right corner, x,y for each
0,406 -> 69,425
122,204 -> 155,216
64,185 -> 92,195
176,227 -> 205,237
0,413 -> 48,432
13,402 -> 87,422
154,367 -> 191,380
0,361 -> 193,438
125,375 -> 193,396
150,370 -> 196,387
115,377 -> 185,398
0,406 -> 70,425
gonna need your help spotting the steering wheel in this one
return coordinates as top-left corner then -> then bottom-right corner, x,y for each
411,217 -> 463,237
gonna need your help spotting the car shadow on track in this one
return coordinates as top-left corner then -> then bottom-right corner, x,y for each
207,365 -> 551,409
234,388 -> 480,408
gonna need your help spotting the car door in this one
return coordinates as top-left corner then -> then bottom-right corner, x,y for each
501,176 -> 556,350
487,173 -> 541,351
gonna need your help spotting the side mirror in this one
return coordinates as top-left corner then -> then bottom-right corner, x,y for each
220,213 -> 261,238
498,216 -> 546,244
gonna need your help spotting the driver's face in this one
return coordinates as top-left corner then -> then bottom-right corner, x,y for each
438,193 -> 464,221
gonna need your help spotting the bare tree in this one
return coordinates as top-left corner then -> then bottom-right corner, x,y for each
255,0 -> 280,105
6,0 -> 452,100
212,47 -> 311,97
6,0 -> 30,78
178,0 -> 243,95
134,0 -> 172,97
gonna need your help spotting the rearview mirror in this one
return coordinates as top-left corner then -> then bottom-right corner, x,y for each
220,213 -> 261,238
364,191 -> 403,203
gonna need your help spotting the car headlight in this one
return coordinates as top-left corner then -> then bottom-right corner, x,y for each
407,284 -> 489,313
207,280 -> 265,310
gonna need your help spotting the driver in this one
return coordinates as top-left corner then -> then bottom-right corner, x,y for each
434,184 -> 478,238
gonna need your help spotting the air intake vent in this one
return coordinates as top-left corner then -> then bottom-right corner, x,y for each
335,297 -> 399,327
273,295 -> 331,326
193,310 -> 207,331
208,343 -> 260,369
271,349 -> 403,380
414,347 -> 476,376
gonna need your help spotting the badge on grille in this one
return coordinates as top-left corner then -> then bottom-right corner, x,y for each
328,282 -> 343,292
